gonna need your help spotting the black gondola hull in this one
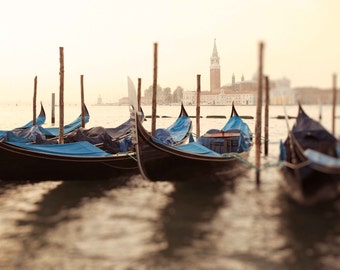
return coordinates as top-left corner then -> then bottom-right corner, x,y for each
280,104 -> 340,204
281,165 -> 339,205
0,142 -> 138,181
135,113 -> 249,182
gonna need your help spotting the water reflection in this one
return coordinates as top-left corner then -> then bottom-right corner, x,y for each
147,180 -> 234,268
277,192 -> 340,270
12,176 -> 132,268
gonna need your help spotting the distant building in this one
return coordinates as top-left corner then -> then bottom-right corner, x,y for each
95,94 -> 118,106
270,78 -> 296,105
97,95 -> 102,105
122,40 -> 336,106
210,39 -> 221,93
118,97 -> 129,105
183,40 -> 296,106
294,87 -> 340,104
219,73 -> 258,105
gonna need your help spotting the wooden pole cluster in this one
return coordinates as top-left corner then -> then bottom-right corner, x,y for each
151,42 -> 158,136
59,47 -> 65,144
80,74 -> 85,128
255,42 -> 264,185
196,74 -> 201,137
33,76 -> 37,125
332,73 -> 337,136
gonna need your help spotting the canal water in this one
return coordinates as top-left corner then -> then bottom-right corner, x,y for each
0,104 -> 339,270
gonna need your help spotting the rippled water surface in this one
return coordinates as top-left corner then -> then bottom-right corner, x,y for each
0,104 -> 339,270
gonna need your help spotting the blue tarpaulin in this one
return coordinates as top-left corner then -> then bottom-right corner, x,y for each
6,141 -> 111,157
197,116 -> 252,154
42,114 -> 90,136
174,142 -> 222,157
304,148 -> 340,167
155,116 -> 191,145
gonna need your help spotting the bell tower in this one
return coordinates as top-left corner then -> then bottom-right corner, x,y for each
210,39 -> 221,93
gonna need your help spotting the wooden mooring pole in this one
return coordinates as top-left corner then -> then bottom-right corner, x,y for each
196,74 -> 201,137
80,74 -> 85,128
255,42 -> 264,185
318,97 -> 322,121
33,76 -> 37,126
51,93 -> 55,125
332,73 -> 337,136
151,42 -> 158,136
264,76 -> 269,156
137,78 -> 142,112
59,47 -> 65,144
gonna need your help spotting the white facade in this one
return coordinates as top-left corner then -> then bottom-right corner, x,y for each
183,77 -> 294,106
183,90 -> 256,105
270,78 -> 296,105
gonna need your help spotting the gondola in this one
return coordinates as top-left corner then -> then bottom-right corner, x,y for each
0,106 -> 140,180
279,103 -> 340,205
0,103 -> 46,139
0,99 -> 192,181
3,105 -> 90,143
0,140 -> 137,180
130,103 -> 252,182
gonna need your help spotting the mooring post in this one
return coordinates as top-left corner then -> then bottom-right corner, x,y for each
151,42 -> 158,136
51,93 -> 55,125
318,97 -> 322,121
264,76 -> 269,156
255,42 -> 264,185
137,78 -> 142,112
332,73 -> 337,136
80,74 -> 85,128
33,76 -> 37,126
196,74 -> 201,137
59,47 -> 64,144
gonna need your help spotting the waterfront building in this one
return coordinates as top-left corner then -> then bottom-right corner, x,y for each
183,40 -> 259,105
210,39 -> 221,93
270,77 -> 296,105
183,40 -> 295,106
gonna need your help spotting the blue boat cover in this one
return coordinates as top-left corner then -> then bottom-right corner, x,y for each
0,130 -> 6,139
197,116 -> 252,153
1,114 -> 90,143
222,116 -> 252,141
155,116 -> 191,145
279,140 -> 286,161
292,108 -> 336,150
0,107 -> 46,139
167,116 -> 191,142
174,142 -> 222,157
105,119 -> 132,139
155,129 -> 174,145
151,134 -> 224,157
42,114 -> 90,136
18,112 -> 46,129
6,141 -> 111,157
304,148 -> 340,167
4,126 -> 54,143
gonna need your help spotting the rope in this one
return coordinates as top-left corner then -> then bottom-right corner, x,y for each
127,152 -> 138,162
223,153 -> 257,169
223,152 -> 294,172
282,160 -> 310,169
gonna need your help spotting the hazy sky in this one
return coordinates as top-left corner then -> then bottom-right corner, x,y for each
1,0 -> 339,105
